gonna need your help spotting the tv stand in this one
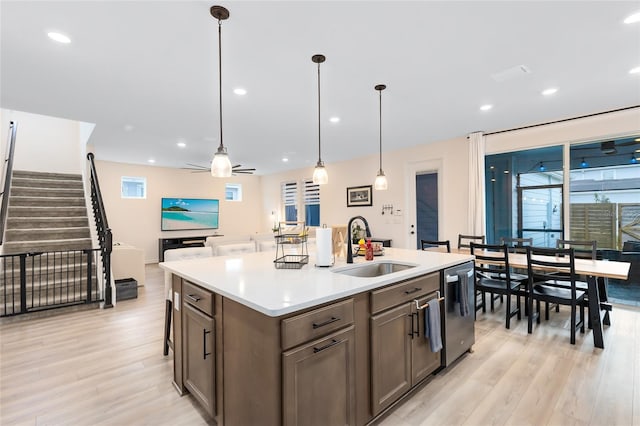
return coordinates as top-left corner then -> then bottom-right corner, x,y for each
159,235 -> 222,262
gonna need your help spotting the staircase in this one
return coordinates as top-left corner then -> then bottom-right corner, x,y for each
1,170 -> 99,316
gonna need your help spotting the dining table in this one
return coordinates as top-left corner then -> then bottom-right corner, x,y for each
455,248 -> 631,349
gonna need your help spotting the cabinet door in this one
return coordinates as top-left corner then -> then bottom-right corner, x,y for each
283,326 -> 356,426
183,303 -> 215,418
370,303 -> 412,416
411,294 -> 442,385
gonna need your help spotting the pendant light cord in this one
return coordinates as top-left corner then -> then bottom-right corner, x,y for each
379,89 -> 382,171
317,61 -> 322,163
218,18 -> 224,151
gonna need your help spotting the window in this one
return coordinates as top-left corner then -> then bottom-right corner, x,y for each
569,137 -> 640,250
304,179 -> 320,227
485,146 -> 563,247
121,176 -> 146,199
225,183 -> 242,201
281,181 -> 298,222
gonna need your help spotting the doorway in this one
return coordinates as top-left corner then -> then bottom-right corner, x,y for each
415,172 -> 438,249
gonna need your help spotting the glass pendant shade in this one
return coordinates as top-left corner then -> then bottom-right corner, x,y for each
313,161 -> 328,185
374,170 -> 388,190
211,146 -> 232,177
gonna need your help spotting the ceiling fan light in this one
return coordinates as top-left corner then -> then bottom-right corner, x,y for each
375,171 -> 388,190
313,161 -> 328,184
211,147 -> 232,177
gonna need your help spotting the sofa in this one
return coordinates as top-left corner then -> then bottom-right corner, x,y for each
204,230 -> 317,256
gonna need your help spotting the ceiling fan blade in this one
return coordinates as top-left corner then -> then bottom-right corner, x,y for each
184,163 -> 209,169
233,168 -> 256,172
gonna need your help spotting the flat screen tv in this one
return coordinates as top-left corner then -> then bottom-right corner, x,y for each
161,198 -> 219,231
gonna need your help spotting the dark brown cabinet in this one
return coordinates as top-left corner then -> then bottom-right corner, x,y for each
282,326 -> 356,426
183,298 -> 215,418
370,273 -> 442,415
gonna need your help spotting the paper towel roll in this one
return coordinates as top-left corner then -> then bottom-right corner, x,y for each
315,227 -> 333,266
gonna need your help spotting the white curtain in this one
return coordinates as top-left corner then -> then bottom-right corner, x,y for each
468,132 -> 486,237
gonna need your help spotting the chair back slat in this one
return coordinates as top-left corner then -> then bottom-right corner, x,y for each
556,239 -> 596,260
499,237 -> 533,253
420,240 -> 451,253
458,234 -> 485,249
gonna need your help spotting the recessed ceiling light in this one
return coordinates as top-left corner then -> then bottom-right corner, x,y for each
148,159 -> 155,163
282,157 -> 289,162
47,32 -> 71,43
233,88 -> 247,95
629,66 -> 640,74
177,142 -> 186,148
329,117 -> 340,123
542,88 -> 558,96
624,12 -> 640,24
124,124 -> 134,132
480,104 -> 493,111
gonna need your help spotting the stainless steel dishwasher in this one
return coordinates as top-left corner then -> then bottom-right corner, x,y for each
442,261 -> 475,366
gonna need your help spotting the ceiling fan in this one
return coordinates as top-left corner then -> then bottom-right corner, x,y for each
182,163 -> 256,175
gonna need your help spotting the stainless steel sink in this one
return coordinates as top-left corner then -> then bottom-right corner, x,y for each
332,261 -> 416,278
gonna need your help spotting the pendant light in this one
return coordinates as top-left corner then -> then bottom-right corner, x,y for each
374,84 -> 388,190
312,54 -> 328,185
210,5 -> 232,178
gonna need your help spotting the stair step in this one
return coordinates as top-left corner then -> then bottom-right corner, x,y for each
0,275 -> 98,294
11,177 -> 84,190
6,217 -> 89,229
9,196 -> 85,207
5,227 -> 91,242
2,239 -> 94,254
11,187 -> 85,198
12,170 -> 82,181
7,206 -> 88,218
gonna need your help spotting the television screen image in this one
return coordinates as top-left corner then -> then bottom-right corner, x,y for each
161,198 -> 219,231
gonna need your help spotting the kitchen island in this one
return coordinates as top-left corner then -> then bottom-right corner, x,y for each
161,248 -> 473,425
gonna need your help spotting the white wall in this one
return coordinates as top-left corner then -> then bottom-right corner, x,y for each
261,108 -> 640,251
0,109 -> 92,174
95,160 -> 264,263
260,135 -> 469,250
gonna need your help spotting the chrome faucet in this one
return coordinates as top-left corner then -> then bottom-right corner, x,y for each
347,216 -> 372,264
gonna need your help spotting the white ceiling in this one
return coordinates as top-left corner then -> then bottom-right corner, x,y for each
1,1 -> 639,175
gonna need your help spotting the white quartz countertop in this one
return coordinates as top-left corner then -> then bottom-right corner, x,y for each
159,248 -> 473,317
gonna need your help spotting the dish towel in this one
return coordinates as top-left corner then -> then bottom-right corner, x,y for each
458,270 -> 472,317
424,299 -> 443,352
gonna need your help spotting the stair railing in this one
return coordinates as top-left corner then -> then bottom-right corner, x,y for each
87,152 -> 113,308
0,121 -> 17,245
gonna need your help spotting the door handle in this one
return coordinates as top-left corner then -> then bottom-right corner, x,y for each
313,338 -> 342,353
203,329 -> 212,359
312,316 -> 340,329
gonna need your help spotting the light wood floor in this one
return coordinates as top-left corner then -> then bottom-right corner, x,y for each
1,264 -> 638,426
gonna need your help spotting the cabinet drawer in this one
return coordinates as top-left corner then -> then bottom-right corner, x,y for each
281,299 -> 354,350
182,280 -> 214,316
371,272 -> 439,314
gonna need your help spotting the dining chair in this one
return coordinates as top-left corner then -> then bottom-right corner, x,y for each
551,239 -> 598,320
526,246 -> 586,344
470,242 -> 522,329
458,234 -> 485,250
421,240 -> 451,253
